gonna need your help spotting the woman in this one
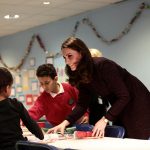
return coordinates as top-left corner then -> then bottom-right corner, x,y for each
89,48 -> 109,125
48,37 -> 150,139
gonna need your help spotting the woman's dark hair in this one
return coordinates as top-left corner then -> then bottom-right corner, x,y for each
36,64 -> 57,80
61,37 -> 93,87
0,67 -> 13,93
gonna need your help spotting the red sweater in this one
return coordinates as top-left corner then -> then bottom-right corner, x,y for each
28,83 -> 79,126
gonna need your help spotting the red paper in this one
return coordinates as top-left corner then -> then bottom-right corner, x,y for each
26,94 -> 33,105
74,131 -> 93,139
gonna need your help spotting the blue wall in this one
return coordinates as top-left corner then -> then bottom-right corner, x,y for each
0,0 -> 150,107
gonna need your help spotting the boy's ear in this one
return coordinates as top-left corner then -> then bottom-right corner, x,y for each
2,86 -> 8,93
6,85 -> 10,92
54,76 -> 58,81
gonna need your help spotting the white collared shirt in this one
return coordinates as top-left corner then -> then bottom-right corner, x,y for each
49,83 -> 64,98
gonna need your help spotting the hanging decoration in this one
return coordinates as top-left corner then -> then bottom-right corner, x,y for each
0,2 -> 150,71
0,34 -> 48,71
71,2 -> 150,44
36,35 -> 48,53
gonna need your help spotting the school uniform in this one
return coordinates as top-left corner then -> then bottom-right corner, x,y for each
28,83 -> 79,126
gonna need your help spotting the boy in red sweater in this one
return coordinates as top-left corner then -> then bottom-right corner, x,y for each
28,64 -> 88,127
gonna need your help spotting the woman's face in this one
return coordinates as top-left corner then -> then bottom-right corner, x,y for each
62,48 -> 82,71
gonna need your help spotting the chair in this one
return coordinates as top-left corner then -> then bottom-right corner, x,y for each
75,124 -> 125,138
15,141 -> 76,150
105,125 -> 125,138
15,141 -> 59,150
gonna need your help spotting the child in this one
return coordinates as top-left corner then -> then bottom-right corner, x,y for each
0,67 -> 44,150
28,64 -> 88,126
89,48 -> 102,57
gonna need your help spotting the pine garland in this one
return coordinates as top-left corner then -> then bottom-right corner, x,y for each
71,2 -> 149,44
0,34 -> 47,71
0,2 -> 150,71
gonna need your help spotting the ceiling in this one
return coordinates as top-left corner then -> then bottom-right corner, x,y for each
0,0 -> 123,38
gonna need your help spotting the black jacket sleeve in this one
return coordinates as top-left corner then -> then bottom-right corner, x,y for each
66,84 -> 91,125
12,99 -> 44,140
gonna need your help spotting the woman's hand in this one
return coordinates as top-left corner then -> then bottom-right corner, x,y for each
46,120 -> 70,135
92,116 -> 108,138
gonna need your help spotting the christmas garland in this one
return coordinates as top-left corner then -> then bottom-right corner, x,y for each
0,2 -> 150,71
0,34 -> 48,71
71,2 -> 150,44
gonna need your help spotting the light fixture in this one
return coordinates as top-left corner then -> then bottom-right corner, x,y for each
4,15 -> 10,19
43,1 -> 50,5
14,15 -> 19,19
4,14 -> 20,19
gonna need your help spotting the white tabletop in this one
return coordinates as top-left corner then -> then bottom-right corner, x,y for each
26,130 -> 150,150
49,137 -> 150,150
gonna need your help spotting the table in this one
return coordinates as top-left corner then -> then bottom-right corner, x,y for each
24,128 -> 150,150
49,137 -> 150,150
28,135 -> 150,150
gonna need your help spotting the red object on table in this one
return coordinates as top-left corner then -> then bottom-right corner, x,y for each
37,122 -> 45,128
74,131 -> 93,139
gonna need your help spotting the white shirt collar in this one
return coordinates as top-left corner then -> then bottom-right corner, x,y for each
49,82 -> 64,98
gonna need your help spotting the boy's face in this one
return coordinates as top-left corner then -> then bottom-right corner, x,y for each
38,76 -> 57,93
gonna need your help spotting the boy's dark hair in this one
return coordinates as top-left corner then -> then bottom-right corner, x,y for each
0,67 -> 13,93
36,64 -> 57,80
